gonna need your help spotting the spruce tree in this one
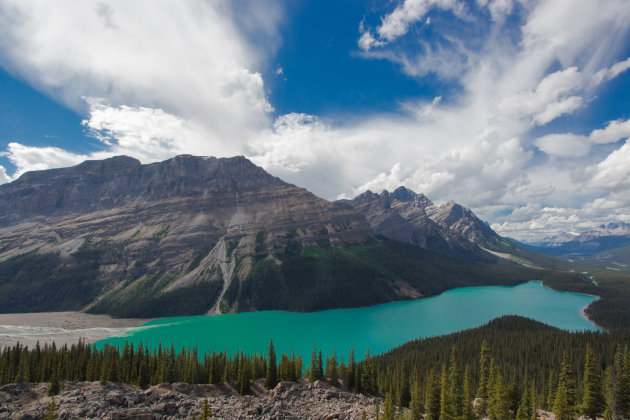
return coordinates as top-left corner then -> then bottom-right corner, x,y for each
348,346 -> 356,389
384,391 -> 395,420
236,353 -> 250,395
623,346 -> 630,419
425,368 -> 441,420
516,381 -> 533,420
200,398 -> 211,420
44,396 -> 59,420
477,340 -> 491,400
545,371 -> 557,411
489,367 -> 511,420
580,344 -> 605,420
265,340 -> 277,389
47,365 -> 60,396
410,373 -> 424,420
530,382 -> 538,420
309,346 -> 318,382
462,365 -> 474,420
325,348 -> 338,384
447,346 -> 463,418
439,365 -> 449,420
558,352 -> 577,413
317,350 -> 324,381
610,345 -> 630,419
553,382 -> 573,420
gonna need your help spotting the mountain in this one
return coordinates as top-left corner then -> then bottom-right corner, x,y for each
0,155 -> 580,317
339,188 -> 474,253
514,222 -> 630,268
342,187 -> 572,270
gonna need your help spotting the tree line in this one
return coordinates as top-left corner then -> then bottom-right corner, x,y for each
1,316 -> 630,419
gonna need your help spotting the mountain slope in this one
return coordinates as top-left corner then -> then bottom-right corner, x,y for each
0,155 -> 372,316
514,223 -> 630,269
343,187 -> 572,270
0,156 -> 585,317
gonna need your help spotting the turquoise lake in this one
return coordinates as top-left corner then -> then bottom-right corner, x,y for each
98,281 -> 599,362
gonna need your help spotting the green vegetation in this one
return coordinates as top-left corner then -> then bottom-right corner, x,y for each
226,237 -> 592,313
2,316 -> 630,419
0,245 -> 113,313
149,224 -> 170,243
87,280 -> 222,318
186,247 -> 212,273
537,268 -> 630,331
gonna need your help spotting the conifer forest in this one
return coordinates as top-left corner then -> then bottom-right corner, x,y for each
2,316 -> 630,419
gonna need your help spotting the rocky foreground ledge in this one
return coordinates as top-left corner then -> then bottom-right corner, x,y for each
0,379 -> 379,420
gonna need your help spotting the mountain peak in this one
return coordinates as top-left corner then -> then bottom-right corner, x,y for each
391,186 -> 417,202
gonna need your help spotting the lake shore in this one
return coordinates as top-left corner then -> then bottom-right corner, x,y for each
0,311 -> 154,348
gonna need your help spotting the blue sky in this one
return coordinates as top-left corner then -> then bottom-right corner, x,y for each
1,0 -> 630,243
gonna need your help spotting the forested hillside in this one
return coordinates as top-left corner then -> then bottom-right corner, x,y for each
2,316 -> 629,419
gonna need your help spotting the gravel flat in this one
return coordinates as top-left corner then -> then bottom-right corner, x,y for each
0,311 -> 153,348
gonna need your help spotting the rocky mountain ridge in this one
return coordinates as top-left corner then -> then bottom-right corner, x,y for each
0,155 -> 373,316
0,155 -> 570,317
341,186 -> 565,269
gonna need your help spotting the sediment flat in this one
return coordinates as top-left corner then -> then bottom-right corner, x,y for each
0,311 -> 153,348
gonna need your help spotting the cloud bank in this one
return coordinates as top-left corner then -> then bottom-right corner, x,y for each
1,0 -> 630,243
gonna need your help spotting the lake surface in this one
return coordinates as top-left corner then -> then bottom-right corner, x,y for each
99,281 -> 599,362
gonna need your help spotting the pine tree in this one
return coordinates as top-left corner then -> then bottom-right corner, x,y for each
545,371 -> 557,411
580,344 -> 605,420
317,350 -> 324,381
348,346 -> 356,389
375,399 -> 381,420
439,365 -> 449,420
309,346 -> 318,382
553,382 -> 573,420
516,381 -> 533,420
477,340 -> 491,399
47,365 -> 60,396
325,348 -> 338,384
462,364 -> 474,420
558,352 -> 577,413
44,396 -> 59,420
623,346 -> 630,419
236,353 -> 250,395
200,398 -> 212,420
530,382 -> 538,420
410,373 -> 424,420
447,346 -> 463,418
265,340 -> 277,389
425,368 -> 441,420
362,349 -> 376,394
384,391 -> 395,420
489,367 -> 511,420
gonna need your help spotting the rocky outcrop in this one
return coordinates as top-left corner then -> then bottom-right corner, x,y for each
342,187 -> 501,262
0,380 -> 380,420
424,200 -> 505,249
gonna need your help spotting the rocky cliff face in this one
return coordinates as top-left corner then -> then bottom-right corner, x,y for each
342,187 -> 507,261
342,186 -> 564,269
0,155 -> 373,316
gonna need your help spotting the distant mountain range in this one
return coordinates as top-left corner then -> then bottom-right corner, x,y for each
511,222 -> 630,268
0,155 -> 580,317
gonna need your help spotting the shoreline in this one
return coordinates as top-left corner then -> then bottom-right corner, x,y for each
0,311 -> 155,348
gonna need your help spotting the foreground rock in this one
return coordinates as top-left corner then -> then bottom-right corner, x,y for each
0,379 -> 380,419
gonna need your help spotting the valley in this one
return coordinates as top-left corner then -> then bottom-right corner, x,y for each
1,155 -> 629,420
